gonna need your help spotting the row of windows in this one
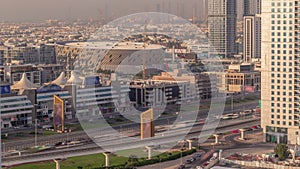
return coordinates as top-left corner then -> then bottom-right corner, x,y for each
271,8 -> 294,12
271,102 -> 292,107
271,62 -> 293,66
270,120 -> 293,126
271,56 -> 294,60
271,20 -> 294,25
271,74 -> 293,78
271,79 -> 294,84
271,85 -> 293,90
271,97 -> 294,102
271,38 -> 294,42
271,14 -> 294,19
271,33 -> 294,38
271,26 -> 294,30
271,114 -> 292,120
271,2 -> 294,7
271,50 -> 294,54
271,108 -> 293,114
271,67 -> 294,72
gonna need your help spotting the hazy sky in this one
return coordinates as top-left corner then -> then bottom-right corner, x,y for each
0,0 -> 200,22
0,0 -> 243,22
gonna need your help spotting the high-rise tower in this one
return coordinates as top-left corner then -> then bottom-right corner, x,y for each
208,0 -> 237,58
261,0 -> 300,144
244,0 -> 261,15
243,0 -> 262,62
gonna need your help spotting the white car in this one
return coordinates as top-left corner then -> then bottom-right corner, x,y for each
221,113 -> 239,120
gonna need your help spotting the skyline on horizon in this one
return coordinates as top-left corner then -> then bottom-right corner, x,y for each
0,0 -> 244,22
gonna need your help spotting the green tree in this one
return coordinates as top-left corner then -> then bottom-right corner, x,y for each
274,144 -> 289,161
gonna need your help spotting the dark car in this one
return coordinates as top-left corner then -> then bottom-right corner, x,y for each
55,141 -> 63,146
244,127 -> 252,131
196,153 -> 202,158
186,159 -> 192,164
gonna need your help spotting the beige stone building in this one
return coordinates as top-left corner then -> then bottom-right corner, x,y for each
261,0 -> 300,144
207,63 -> 261,94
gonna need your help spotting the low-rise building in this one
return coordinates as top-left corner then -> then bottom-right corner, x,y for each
129,80 -> 190,108
153,69 -> 214,100
207,63 -> 261,93
7,64 -> 41,85
2,44 -> 56,65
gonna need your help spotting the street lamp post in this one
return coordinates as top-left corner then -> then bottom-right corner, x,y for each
159,158 -> 162,169
67,133 -> 69,148
180,140 -> 185,165
35,119 -> 38,147
180,148 -> 183,165
231,95 -> 234,112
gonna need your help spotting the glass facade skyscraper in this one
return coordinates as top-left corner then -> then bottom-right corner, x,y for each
208,0 -> 237,58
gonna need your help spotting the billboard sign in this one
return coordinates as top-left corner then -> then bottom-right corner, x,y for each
84,76 -> 100,86
140,109 -> 154,140
53,95 -> 65,132
244,86 -> 255,93
0,85 -> 10,94
37,84 -> 62,93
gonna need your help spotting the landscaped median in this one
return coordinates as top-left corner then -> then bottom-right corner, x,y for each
11,148 -> 196,169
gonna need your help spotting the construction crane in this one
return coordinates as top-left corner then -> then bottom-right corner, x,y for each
142,20 -> 148,80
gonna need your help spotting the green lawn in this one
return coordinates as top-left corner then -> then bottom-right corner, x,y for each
11,148 -> 196,169
116,148 -> 160,158
41,130 -> 57,136
11,153 -> 128,169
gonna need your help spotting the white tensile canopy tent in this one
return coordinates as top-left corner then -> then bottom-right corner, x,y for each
11,73 -> 39,90
48,72 -> 67,86
67,71 -> 83,85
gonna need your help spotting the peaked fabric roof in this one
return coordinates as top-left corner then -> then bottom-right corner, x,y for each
11,73 -> 39,90
50,72 -> 67,86
67,71 -> 83,85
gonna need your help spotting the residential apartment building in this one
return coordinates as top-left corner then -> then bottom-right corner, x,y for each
2,44 -> 56,65
129,80 -> 190,108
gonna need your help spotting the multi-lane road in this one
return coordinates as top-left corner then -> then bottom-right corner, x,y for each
3,117 -> 260,166
2,100 -> 259,152
2,99 -> 260,167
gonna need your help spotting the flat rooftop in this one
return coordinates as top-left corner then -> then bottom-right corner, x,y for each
64,42 -> 164,50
